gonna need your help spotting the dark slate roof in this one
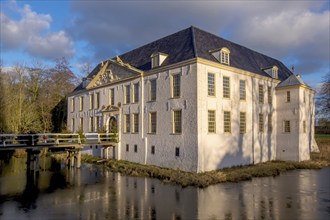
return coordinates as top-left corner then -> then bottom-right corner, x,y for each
72,26 -> 293,94
276,74 -> 308,88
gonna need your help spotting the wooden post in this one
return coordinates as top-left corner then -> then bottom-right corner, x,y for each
76,150 -> 81,169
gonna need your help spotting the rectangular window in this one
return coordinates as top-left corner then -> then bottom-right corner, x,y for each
109,88 -> 115,106
268,86 -> 272,105
304,91 -> 306,103
173,110 -> 182,134
96,116 -> 101,132
124,114 -> 130,133
303,120 -> 306,133
208,73 -> 215,96
79,117 -> 83,130
134,144 -> 137,153
223,76 -> 230,98
149,79 -> 157,101
259,85 -> 264,104
240,112 -> 246,134
96,92 -> 100,109
208,110 -> 216,133
151,145 -> 155,155
259,113 -> 264,133
89,117 -> 94,132
126,144 -> 129,152
284,120 -> 290,133
79,96 -> 84,111
151,55 -> 159,68
224,111 -> 231,133
149,112 -> 157,133
172,74 -> 181,98
175,147 -> 180,157
133,83 -> 139,103
125,85 -> 131,104
133,113 -> 139,133
71,98 -> 75,112
89,94 -> 94,110
71,118 -> 75,132
239,80 -> 246,100
268,113 -> 272,133
287,91 -> 291,102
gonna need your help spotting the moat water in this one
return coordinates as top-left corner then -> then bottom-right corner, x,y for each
0,156 -> 329,220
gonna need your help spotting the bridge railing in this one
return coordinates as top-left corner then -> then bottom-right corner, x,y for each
0,133 -> 119,148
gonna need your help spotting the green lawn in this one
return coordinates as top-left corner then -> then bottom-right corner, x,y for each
315,134 -> 330,141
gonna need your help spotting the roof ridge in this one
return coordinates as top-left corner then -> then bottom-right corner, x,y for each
190,26 -> 198,58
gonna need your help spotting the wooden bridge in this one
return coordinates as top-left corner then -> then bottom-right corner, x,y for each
0,133 -> 118,170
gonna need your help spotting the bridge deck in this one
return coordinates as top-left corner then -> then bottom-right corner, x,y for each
0,133 -> 118,151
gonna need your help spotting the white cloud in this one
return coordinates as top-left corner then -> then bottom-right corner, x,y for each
0,3 -> 74,59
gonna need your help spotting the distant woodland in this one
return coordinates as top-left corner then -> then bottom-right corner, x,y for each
0,58 -> 79,134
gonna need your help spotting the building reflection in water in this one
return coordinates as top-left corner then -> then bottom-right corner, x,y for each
0,157 -> 329,219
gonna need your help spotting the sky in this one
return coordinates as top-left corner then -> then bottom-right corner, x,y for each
0,0 -> 329,89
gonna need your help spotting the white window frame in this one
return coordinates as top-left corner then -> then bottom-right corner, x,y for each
284,120 -> 290,133
172,74 -> 181,98
149,79 -> 157,101
89,94 -> 94,110
239,80 -> 246,101
125,85 -> 131,104
149,112 -> 157,133
109,88 -> 115,106
132,113 -> 139,133
208,73 -> 215,96
259,113 -> 264,133
124,114 -> 130,133
259,84 -> 264,104
173,110 -> 182,134
223,76 -> 230,99
79,96 -> 84,111
240,112 -> 246,134
133,83 -> 139,103
208,110 -> 216,133
224,111 -> 231,133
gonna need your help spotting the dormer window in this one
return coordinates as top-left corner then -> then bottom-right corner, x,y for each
220,48 -> 230,65
151,52 -> 168,68
272,66 -> 278,79
262,65 -> 278,79
211,47 -> 230,65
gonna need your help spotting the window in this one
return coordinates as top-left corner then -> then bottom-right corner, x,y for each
79,96 -> 84,111
287,91 -> 291,102
268,113 -> 272,133
208,110 -> 216,133
239,80 -> 246,100
124,114 -> 130,133
134,144 -> 137,153
125,85 -> 131,104
151,145 -> 155,154
71,118 -> 75,132
208,73 -> 215,96
268,86 -> 272,105
303,91 -> 306,103
259,113 -> 264,133
173,110 -> 182,134
220,48 -> 230,65
172,74 -> 181,98
96,116 -> 101,131
96,92 -> 100,109
303,120 -> 306,133
71,98 -> 75,112
109,88 -> 115,106
259,85 -> 264,104
89,117 -> 94,132
149,112 -> 157,133
284,120 -> 290,133
89,94 -> 94,110
272,66 -> 278,79
223,76 -> 230,98
175,147 -> 180,157
240,112 -> 246,134
133,83 -> 139,103
133,113 -> 139,133
224,111 -> 231,133
79,117 -> 83,130
126,144 -> 129,152
149,79 -> 157,101
151,54 -> 159,68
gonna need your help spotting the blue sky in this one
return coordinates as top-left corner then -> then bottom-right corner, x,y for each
1,0 -> 329,89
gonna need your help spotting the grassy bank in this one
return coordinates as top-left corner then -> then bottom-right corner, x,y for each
82,135 -> 329,188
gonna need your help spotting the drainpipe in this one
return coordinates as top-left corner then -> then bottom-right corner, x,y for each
252,77 -> 255,164
141,74 -> 147,164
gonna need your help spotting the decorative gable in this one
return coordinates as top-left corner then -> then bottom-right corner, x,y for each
263,65 -> 278,79
86,57 -> 143,89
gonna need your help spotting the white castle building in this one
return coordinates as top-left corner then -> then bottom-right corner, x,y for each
67,26 -> 318,172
